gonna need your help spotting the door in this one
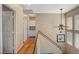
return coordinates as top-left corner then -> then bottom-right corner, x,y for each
2,11 -> 14,54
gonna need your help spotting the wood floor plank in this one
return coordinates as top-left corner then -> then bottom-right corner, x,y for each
17,37 -> 36,54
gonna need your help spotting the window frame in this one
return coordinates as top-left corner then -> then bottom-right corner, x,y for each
66,16 -> 74,46
66,15 -> 79,49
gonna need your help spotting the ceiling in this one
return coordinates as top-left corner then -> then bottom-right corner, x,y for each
23,4 -> 79,13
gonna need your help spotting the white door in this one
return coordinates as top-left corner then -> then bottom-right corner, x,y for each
2,11 -> 14,54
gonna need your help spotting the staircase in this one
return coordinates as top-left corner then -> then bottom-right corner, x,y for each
33,31 -> 62,54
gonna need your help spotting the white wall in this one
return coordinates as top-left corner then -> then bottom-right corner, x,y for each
6,4 -> 25,53
0,4 -> 2,53
36,13 -> 65,53
24,15 -> 28,41
37,34 -> 62,54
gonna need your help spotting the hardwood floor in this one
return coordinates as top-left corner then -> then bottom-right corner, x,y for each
17,37 -> 36,54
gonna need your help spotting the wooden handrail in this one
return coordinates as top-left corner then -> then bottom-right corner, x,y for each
33,30 -> 62,54
33,31 -> 39,54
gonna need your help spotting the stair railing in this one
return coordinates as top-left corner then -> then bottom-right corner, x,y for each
33,30 -> 62,54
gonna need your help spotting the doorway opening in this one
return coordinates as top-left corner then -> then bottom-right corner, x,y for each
23,14 -> 36,42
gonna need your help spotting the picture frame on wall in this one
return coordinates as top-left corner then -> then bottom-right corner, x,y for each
57,34 -> 65,42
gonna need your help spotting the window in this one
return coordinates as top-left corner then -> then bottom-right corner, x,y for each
74,15 -> 79,49
65,7 -> 79,49
74,33 -> 79,49
66,15 -> 79,49
67,17 -> 73,30
74,15 -> 79,30
66,16 -> 73,46
66,32 -> 73,45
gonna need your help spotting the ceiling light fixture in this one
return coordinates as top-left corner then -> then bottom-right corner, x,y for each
54,8 -> 68,33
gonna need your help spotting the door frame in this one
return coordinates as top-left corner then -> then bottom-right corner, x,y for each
2,4 -> 16,54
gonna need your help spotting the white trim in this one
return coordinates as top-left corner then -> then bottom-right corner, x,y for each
13,11 -> 16,53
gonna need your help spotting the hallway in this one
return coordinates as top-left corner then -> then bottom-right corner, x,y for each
17,37 -> 36,54
0,4 -> 79,54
